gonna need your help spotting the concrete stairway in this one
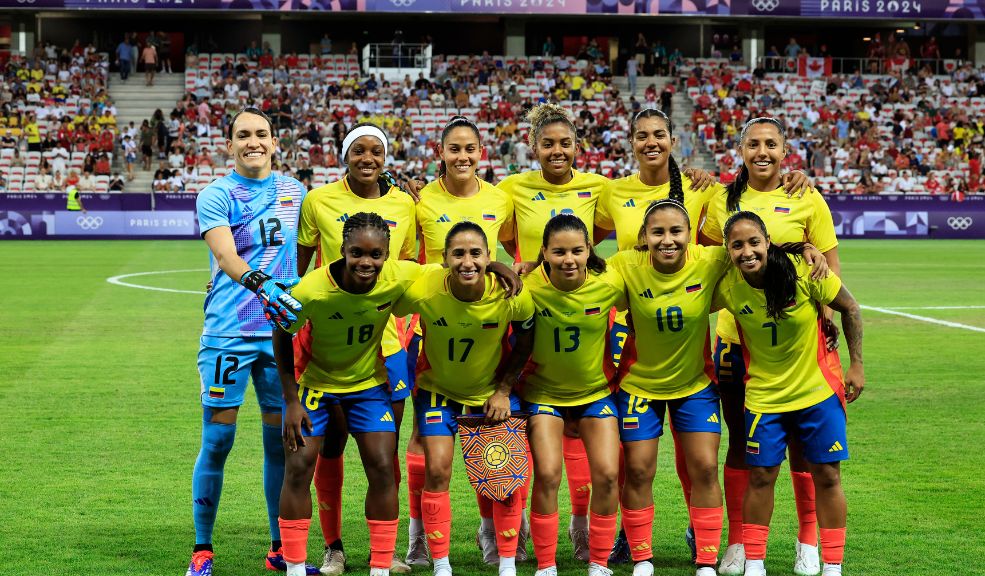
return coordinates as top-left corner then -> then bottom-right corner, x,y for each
109,73 -> 185,192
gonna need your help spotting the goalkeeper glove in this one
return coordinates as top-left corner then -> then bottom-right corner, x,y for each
240,269 -> 302,330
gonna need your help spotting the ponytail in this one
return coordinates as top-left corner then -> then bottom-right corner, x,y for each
667,154 -> 684,204
726,164 -> 749,212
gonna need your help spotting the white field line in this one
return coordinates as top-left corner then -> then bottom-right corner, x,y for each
883,305 -> 985,310
860,305 -> 985,334
106,269 -> 208,295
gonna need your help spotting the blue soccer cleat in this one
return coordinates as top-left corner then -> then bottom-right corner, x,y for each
608,531 -> 631,564
264,548 -> 321,575
185,550 -> 213,576
685,525 -> 697,562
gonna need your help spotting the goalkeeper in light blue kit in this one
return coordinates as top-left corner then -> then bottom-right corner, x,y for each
186,107 -> 317,576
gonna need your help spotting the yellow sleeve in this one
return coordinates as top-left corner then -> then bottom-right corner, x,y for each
711,268 -> 734,314
509,288 -> 536,323
399,199 -> 418,260
393,273 -> 427,318
498,193 -> 516,242
702,192 -> 725,244
594,185 -> 614,230
284,271 -> 319,334
806,194 -> 839,253
808,270 -> 843,307
297,193 -> 319,248
603,267 -> 628,312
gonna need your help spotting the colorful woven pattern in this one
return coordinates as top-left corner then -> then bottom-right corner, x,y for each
456,414 -> 529,502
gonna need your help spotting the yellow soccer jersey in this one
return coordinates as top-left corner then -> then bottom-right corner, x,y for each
394,267 -> 535,406
702,185 -> 838,343
416,177 -> 515,264
498,169 -> 608,262
286,260 -> 428,393
298,177 -> 417,262
298,177 -> 418,356
596,173 -> 720,248
609,246 -> 731,400
712,259 -> 844,413
520,265 -> 627,406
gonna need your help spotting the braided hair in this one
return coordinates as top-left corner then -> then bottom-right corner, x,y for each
538,214 -> 606,274
341,211 -> 391,249
635,198 -> 690,252
631,108 -> 684,204
438,115 -> 481,177
723,210 -> 806,321
726,117 -> 786,212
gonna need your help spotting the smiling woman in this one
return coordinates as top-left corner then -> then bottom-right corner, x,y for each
226,107 -> 277,180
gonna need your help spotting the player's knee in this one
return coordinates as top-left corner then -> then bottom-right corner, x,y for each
688,458 -> 720,490
534,466 -> 563,493
591,467 -> 620,496
283,456 -> 314,488
424,460 -> 452,489
625,459 -> 656,488
201,420 -> 235,464
364,455 -> 396,490
260,410 -> 282,427
811,463 -> 841,491
748,466 -> 780,490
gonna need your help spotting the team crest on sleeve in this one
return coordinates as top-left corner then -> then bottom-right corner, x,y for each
457,415 -> 530,502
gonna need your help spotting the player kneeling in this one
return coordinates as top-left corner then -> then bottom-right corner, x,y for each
393,221 -> 534,576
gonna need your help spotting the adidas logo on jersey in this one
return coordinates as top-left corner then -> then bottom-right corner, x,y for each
336,213 -> 349,223
436,214 -> 451,223
380,412 -> 394,423
328,311 -> 343,320
393,381 -> 407,392
599,405 -> 614,416
539,309 -> 552,317
623,199 -> 637,207
707,413 -> 720,424
639,288 -> 654,299
829,441 -> 844,452
433,317 -> 449,326
531,192 -> 547,201
739,305 -> 754,315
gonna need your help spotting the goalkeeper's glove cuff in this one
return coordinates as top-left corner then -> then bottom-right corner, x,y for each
240,269 -> 272,294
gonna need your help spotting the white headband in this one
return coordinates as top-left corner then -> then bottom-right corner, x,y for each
341,125 -> 388,162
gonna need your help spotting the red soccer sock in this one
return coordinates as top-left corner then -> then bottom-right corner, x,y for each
819,527 -> 846,564
313,455 -> 343,546
562,436 -> 591,516
621,505 -> 654,561
278,517 -> 310,564
421,490 -> 451,559
367,518 -> 399,568
530,511 -> 559,569
690,506 -> 724,566
588,511 -> 618,567
477,492 -> 494,520
791,471 -> 818,546
743,523 -> 770,560
671,427 -> 693,507
493,493 -> 522,558
723,465 -> 749,546
406,451 -> 426,521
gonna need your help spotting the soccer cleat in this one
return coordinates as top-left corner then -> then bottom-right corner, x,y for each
718,544 -> 745,576
185,550 -> 214,576
568,524 -> 590,563
319,548 -> 347,576
794,542 -> 821,576
632,560 -> 655,576
608,531 -> 631,565
685,525 -> 697,562
697,568 -> 718,576
516,514 -> 530,562
265,549 -> 321,575
390,554 -> 412,574
433,557 -> 453,576
533,567 -> 558,576
744,559 -> 767,576
369,569 -> 389,576
477,528 -> 500,565
821,564 -> 842,576
587,562 -> 614,576
405,530 -> 431,567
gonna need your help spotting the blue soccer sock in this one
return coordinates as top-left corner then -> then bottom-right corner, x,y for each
192,411 -> 236,545
262,419 -> 286,544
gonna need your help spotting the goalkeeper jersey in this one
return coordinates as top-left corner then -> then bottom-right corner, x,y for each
197,171 -> 306,338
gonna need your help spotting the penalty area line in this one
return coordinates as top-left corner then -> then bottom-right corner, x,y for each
106,269 -> 208,295
860,305 -> 985,334
883,305 -> 985,310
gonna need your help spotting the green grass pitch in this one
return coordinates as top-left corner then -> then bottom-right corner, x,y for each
1,239 -> 984,575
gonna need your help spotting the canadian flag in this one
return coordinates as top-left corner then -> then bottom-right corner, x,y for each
798,56 -> 832,78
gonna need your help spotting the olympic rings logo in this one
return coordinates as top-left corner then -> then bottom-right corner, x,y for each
751,0 -> 779,11
389,0 -> 416,6
947,217 -> 973,230
77,216 -> 104,230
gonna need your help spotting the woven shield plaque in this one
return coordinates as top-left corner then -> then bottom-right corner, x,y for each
456,414 -> 529,502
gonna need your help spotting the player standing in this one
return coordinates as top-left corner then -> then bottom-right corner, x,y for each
188,107 -> 315,576
700,117 -> 840,576
511,214 -> 625,576
713,211 -> 863,576
394,221 -> 534,576
294,123 -> 416,576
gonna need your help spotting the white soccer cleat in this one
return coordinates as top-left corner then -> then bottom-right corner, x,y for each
718,543 -> 745,575
368,569 -> 389,576
744,559 -> 766,576
319,548 -> 346,576
697,567 -> 718,576
432,557 -> 452,576
587,562 -> 614,576
633,560 -> 655,576
477,528 -> 500,565
516,514 -> 530,562
533,566 -> 558,576
794,542 -> 821,576
405,530 -> 430,567
568,521 -> 590,562
389,554 -> 411,574
821,564 -> 842,576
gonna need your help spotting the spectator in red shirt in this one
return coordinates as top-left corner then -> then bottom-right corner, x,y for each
95,153 -> 111,175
